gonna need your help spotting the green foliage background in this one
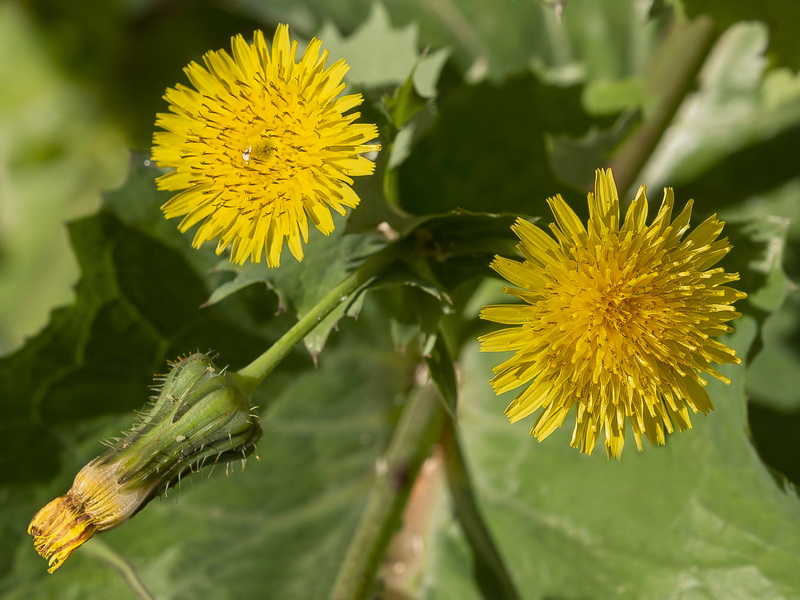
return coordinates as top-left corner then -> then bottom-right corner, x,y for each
1,0 -> 799,599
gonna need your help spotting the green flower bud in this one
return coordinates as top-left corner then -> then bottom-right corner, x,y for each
29,353 -> 261,572
108,352 -> 261,489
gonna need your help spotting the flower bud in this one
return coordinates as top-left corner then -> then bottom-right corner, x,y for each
29,353 -> 261,572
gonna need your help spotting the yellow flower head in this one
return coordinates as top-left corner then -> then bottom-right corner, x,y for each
152,25 -> 381,267
479,169 -> 747,458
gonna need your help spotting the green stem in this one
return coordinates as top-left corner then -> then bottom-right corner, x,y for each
329,385 -> 445,600
235,240 -> 408,394
83,539 -> 156,600
441,419 -> 521,600
610,14 -> 716,195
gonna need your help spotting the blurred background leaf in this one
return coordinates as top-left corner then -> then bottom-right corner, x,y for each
641,22 -> 800,195
681,0 -> 800,70
0,2 -> 129,352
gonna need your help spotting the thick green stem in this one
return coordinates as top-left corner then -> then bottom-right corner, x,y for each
610,14 -> 716,194
329,385 -> 445,600
235,240 -> 408,394
441,419 -> 521,600
83,539 -> 156,600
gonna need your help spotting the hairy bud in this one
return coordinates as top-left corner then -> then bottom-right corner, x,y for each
29,353 -> 261,572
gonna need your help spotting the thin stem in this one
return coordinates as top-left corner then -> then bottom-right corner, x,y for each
441,419 -> 521,600
83,539 -> 156,600
610,14 -> 716,195
329,385 -> 445,600
234,240 -> 408,394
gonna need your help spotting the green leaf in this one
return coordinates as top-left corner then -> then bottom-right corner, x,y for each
263,0 -> 546,79
0,211 -> 270,485
582,77 -> 647,115
550,117 -> 640,192
385,74 -> 429,131
400,211 -> 520,294
344,142 -> 418,235
102,156 -> 189,248
370,269 -> 452,349
318,3 -> 421,89
746,291 -> 800,413
728,218 -> 793,315
396,73 -> 612,216
746,290 -> 800,486
286,0 -> 664,83
385,46 -> 449,131
207,228 -> 386,357
424,335 -> 458,418
413,48 -> 451,99
642,23 -> 800,193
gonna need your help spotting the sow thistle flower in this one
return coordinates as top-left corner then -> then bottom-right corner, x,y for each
479,169 -> 746,458
152,25 -> 380,267
29,353 -> 261,572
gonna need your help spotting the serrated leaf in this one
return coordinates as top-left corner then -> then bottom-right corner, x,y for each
385,74 -> 429,131
413,48 -> 450,99
281,0 -> 547,79
318,3 -> 421,89
284,0 -> 663,85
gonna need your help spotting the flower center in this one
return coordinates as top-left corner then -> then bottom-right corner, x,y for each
540,244 -> 675,381
241,137 -> 277,165
591,284 -> 640,330
235,117 -> 323,185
